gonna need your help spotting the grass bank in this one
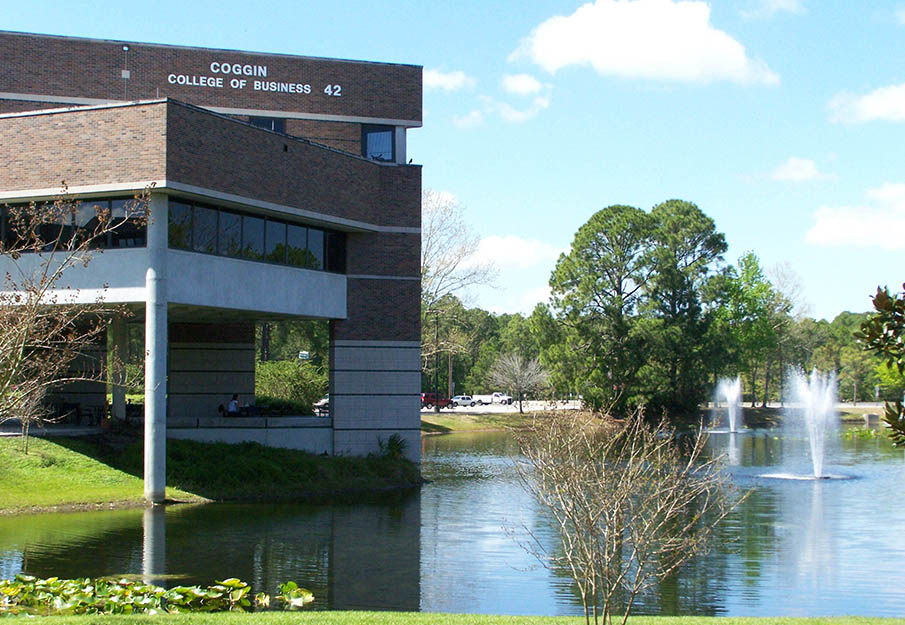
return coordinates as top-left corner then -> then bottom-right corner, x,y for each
421,410 -> 537,433
0,432 -> 421,514
9,613 -> 905,625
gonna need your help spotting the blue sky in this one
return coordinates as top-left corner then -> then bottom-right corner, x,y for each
5,0 -> 904,320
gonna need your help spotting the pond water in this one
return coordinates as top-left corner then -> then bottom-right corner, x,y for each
2,428 -> 904,616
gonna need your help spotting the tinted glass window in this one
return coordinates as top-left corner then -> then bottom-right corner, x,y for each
242,215 -> 265,260
362,125 -> 394,161
75,200 -> 107,248
110,199 -> 146,248
168,201 -> 193,249
325,231 -> 346,273
249,117 -> 286,133
307,228 -> 324,270
192,205 -> 217,254
266,220 -> 286,263
218,211 -> 242,256
286,224 -> 307,268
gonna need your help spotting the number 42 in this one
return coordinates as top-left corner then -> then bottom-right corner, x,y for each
324,84 -> 342,96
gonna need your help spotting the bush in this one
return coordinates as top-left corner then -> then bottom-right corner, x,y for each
255,359 -> 326,412
256,395 -> 313,416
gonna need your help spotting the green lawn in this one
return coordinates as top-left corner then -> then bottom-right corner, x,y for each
421,410 -> 540,433
9,613 -> 905,625
0,432 -> 421,514
0,436 -> 194,512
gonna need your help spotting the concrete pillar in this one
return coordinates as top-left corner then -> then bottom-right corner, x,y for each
111,316 -> 128,421
394,127 -> 407,164
144,193 -> 168,503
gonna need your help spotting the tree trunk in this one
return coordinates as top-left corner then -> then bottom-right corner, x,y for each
750,361 -> 758,407
448,352 -> 453,398
762,356 -> 771,408
260,323 -> 270,362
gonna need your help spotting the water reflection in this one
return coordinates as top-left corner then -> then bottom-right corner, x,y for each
1,499 -> 421,611
2,428 -> 904,616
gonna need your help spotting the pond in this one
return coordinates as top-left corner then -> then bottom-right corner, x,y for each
1,428 -> 903,616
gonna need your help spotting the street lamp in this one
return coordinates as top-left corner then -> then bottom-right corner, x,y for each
433,310 -> 440,413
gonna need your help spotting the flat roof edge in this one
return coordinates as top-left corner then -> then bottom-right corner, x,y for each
0,29 -> 422,70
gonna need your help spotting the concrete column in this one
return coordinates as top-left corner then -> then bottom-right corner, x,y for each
110,316 -> 128,421
144,193 -> 168,503
394,127 -> 407,164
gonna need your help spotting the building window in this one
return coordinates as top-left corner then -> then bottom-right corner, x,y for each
241,215 -> 265,260
192,205 -> 217,254
286,224 -> 308,268
362,125 -> 394,161
249,116 -> 286,133
326,231 -> 346,273
2,197 -> 147,251
265,220 -> 287,263
218,211 -> 242,256
165,198 -> 346,273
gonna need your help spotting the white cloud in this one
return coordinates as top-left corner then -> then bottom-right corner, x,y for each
490,95 -> 551,123
896,8 -> 905,25
771,157 -> 830,182
470,235 -> 565,270
740,0 -> 805,18
454,93 -> 552,127
828,83 -> 905,123
424,69 -> 476,92
452,109 -> 485,128
806,183 -> 905,249
511,0 -> 779,85
503,73 -> 544,95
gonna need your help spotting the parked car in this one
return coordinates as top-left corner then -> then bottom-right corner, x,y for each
314,395 -> 329,416
451,395 -> 476,407
472,392 -> 513,405
421,392 -> 453,409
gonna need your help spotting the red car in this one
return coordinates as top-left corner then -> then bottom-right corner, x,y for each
421,393 -> 453,409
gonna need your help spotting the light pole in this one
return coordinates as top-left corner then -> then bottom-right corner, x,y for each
433,310 -> 440,414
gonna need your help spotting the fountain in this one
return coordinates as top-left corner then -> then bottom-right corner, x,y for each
762,369 -> 849,480
714,376 -> 743,433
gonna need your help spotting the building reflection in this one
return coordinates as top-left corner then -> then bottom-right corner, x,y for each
4,495 -> 421,612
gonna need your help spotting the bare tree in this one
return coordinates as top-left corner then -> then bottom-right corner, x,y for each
513,411 -> 741,625
420,190 -> 496,394
0,189 -> 148,452
489,352 -> 549,413
420,189 -> 495,311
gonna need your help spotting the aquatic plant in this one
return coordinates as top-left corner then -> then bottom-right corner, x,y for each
0,575 -> 312,616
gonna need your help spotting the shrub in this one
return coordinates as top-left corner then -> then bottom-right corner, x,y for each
255,359 -> 326,412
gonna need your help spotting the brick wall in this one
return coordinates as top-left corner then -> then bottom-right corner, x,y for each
166,102 -> 421,229
0,103 -> 167,191
333,279 -> 421,342
284,118 -> 361,153
346,232 -> 420,277
0,31 -> 421,123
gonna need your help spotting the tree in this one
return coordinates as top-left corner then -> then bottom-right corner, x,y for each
549,204 -> 655,413
715,253 -> 779,407
488,352 -> 549,413
420,189 -> 495,310
856,284 -> 905,444
0,190 -> 148,451
420,190 -> 495,395
641,200 -> 727,412
514,411 -> 739,625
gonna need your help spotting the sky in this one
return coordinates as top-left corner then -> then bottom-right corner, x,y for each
4,0 -> 904,321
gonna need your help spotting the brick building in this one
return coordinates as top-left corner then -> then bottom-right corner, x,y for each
0,31 -> 422,502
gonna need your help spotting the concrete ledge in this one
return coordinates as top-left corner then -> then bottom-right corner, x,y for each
168,424 -> 332,454
167,416 -> 332,429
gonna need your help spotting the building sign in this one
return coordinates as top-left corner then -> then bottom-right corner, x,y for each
167,62 -> 342,97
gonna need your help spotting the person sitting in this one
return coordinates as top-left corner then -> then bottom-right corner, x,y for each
227,394 -> 240,416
